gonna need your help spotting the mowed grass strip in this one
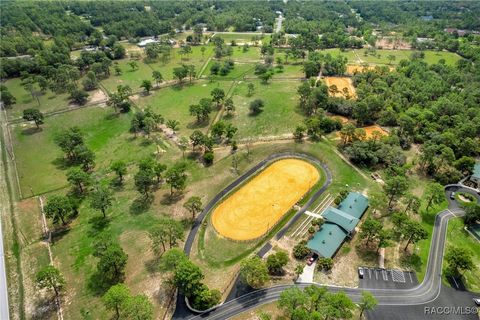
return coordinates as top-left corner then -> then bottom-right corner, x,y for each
212,159 -> 320,241
224,80 -> 305,139
12,106 -> 157,195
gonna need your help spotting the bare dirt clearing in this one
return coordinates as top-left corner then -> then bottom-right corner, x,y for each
324,77 -> 356,99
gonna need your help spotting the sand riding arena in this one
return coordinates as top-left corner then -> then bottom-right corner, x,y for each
211,159 -> 320,241
324,77 -> 357,99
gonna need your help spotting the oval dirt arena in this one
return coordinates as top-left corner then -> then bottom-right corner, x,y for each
212,159 -> 320,241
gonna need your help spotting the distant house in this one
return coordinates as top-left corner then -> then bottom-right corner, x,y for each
307,192 -> 368,258
421,15 -> 433,21
137,38 -> 159,47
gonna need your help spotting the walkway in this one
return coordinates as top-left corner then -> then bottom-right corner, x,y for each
297,262 -> 315,283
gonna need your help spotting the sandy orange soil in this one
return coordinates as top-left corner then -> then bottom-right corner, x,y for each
362,125 -> 389,139
330,115 -> 350,124
211,159 -> 320,241
347,64 -> 394,74
324,77 -> 357,99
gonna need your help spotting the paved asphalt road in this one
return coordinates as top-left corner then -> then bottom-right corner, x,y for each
0,106 -> 11,319
172,156 -> 479,320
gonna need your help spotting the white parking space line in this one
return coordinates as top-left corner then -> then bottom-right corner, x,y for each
375,270 -> 378,280
382,270 -> 388,281
408,272 -> 413,283
368,268 -> 372,279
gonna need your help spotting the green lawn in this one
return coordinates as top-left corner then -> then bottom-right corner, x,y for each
135,80 -> 232,136
3,78 -> 73,120
229,46 -> 263,61
223,80 -> 305,139
12,106 -> 160,195
101,46 -> 214,92
203,60 -> 256,80
353,49 -> 461,66
213,33 -> 269,44
444,218 -> 480,292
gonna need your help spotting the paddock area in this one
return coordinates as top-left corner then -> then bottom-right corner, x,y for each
324,77 -> 357,99
211,159 -> 320,241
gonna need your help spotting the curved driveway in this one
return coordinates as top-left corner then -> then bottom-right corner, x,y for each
175,150 -> 479,320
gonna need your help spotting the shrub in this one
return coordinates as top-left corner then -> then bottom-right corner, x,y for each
293,241 -> 310,259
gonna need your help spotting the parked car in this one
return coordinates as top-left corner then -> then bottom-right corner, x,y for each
450,192 -> 456,200
306,254 -> 318,266
473,298 -> 480,306
358,267 -> 364,279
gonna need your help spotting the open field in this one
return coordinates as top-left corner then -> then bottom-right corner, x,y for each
3,79 -> 75,120
444,218 -> 480,292
324,77 -> 356,98
353,49 -> 461,66
212,159 -> 319,240
224,80 -> 304,139
212,32 -> 270,44
204,60 -> 255,80
11,106 -> 158,195
135,80 -> 232,136
100,47 -> 213,92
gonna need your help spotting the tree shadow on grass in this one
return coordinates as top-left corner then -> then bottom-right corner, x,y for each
354,243 -> 378,264
140,139 -> 153,147
109,178 -> 124,191
21,127 -> 43,136
400,251 -> 422,272
51,157 -> 70,170
104,112 -> 121,121
51,226 -> 71,243
160,192 -> 184,206
145,256 -> 160,274
32,296 -> 58,320
87,216 -> 110,237
87,272 -> 111,296
186,120 -> 208,130
130,196 -> 153,215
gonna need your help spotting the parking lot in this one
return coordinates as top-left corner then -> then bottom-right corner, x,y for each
359,267 -> 418,289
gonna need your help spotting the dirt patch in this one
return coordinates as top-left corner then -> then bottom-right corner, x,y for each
362,125 -> 389,140
375,38 -> 412,50
324,77 -> 356,99
89,89 -> 107,104
329,115 -> 350,124
346,64 -> 377,74
211,159 -> 320,241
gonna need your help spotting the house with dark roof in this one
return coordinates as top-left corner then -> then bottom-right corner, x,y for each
307,192 -> 368,258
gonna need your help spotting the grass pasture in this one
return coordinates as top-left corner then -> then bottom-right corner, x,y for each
12,106 -> 159,195
3,78 -> 73,120
135,80 -> 232,136
224,80 -> 304,139
212,32 -> 270,44
101,46 -> 214,92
